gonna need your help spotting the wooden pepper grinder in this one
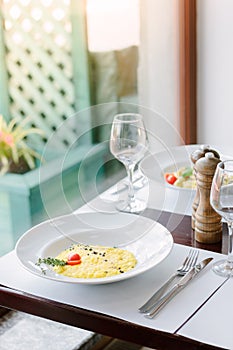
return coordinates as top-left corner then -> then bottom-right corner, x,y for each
194,152 -> 222,243
191,145 -> 220,229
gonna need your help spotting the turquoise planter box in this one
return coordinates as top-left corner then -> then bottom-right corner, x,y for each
0,143 -> 107,256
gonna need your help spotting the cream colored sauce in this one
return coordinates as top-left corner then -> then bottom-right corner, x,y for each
53,244 -> 137,278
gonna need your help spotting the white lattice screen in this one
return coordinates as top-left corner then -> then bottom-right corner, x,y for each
1,0 -> 90,149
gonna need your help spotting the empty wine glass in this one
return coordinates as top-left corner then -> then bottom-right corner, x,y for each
110,113 -> 148,213
210,160 -> 233,277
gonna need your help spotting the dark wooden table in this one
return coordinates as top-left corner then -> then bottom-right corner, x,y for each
0,209 -> 228,350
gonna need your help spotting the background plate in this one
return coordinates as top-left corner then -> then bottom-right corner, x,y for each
140,144 -> 198,190
140,144 -> 231,190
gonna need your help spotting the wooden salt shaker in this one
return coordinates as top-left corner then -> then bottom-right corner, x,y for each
194,152 -> 222,243
191,145 -> 220,229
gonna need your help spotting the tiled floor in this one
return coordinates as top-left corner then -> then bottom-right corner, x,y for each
0,311 -> 96,350
0,311 -> 154,350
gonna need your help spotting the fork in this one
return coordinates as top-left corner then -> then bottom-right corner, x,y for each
138,249 -> 199,313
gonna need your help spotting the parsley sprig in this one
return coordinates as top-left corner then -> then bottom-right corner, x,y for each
36,257 -> 67,267
36,257 -> 67,274
36,257 -> 66,266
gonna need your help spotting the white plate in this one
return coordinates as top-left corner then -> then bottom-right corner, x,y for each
140,144 -> 231,191
15,212 -> 173,285
140,144 -> 198,191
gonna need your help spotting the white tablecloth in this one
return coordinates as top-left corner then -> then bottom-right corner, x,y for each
178,276 -> 233,349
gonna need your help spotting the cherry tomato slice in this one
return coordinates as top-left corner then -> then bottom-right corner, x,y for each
68,252 -> 81,261
67,259 -> 81,266
164,173 -> 177,185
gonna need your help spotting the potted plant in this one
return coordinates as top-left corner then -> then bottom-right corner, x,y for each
0,115 -> 44,175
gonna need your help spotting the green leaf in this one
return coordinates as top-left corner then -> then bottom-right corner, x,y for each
8,117 -> 20,133
14,128 -> 44,142
11,144 -> 19,163
22,151 -> 35,169
182,167 -> 193,178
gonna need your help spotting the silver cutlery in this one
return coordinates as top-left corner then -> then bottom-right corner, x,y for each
145,257 -> 213,318
139,249 -> 199,313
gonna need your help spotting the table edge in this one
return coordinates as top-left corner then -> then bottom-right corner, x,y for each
0,284 -> 222,350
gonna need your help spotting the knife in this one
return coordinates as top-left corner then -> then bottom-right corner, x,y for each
145,257 -> 213,319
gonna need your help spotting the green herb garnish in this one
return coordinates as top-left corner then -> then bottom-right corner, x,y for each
36,257 -> 67,274
36,257 -> 67,266
182,167 -> 193,178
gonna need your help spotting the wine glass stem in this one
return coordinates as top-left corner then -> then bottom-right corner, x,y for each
227,222 -> 233,266
126,164 -> 136,204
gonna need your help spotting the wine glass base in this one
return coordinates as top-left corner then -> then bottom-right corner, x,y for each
115,199 -> 146,214
212,259 -> 233,277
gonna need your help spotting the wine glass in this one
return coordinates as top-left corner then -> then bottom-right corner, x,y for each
110,113 -> 148,213
210,160 -> 233,277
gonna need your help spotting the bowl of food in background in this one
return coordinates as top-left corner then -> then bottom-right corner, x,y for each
163,164 -> 195,189
139,144 -> 228,215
